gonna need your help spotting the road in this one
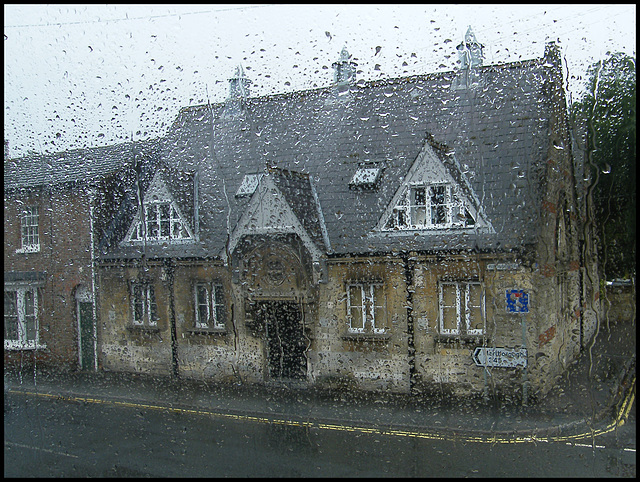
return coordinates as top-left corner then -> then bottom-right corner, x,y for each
4,389 -> 635,477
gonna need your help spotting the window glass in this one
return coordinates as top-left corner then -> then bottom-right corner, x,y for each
467,283 -> 484,333
4,290 -> 19,341
212,285 -> 225,328
372,284 -> 386,332
441,283 -> 458,333
195,284 -> 209,328
430,185 -> 448,225
20,206 -> 40,250
348,285 -> 364,332
132,282 -> 157,326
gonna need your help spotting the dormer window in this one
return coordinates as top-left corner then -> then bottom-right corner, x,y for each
236,174 -> 262,197
349,166 -> 382,190
383,183 -> 475,231
375,137 -> 492,235
129,201 -> 189,241
124,172 -> 195,244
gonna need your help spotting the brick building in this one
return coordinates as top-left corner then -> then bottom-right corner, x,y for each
4,140 -> 159,372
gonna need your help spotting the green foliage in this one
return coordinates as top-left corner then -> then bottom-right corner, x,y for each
571,52 -> 636,279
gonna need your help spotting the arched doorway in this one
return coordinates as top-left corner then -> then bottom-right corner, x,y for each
239,237 -> 311,381
75,285 -> 96,371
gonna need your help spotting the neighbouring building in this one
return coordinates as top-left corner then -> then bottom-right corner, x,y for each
4,140 -> 160,372
94,30 -> 599,401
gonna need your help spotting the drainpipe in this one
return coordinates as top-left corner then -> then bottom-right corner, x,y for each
164,259 -> 179,378
89,187 -> 98,371
402,253 -> 417,394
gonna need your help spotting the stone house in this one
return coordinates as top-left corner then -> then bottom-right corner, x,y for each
3,140 -> 160,372
95,31 -> 600,401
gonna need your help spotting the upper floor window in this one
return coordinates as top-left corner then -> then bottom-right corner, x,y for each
130,281 -> 158,327
439,281 -> 485,336
4,287 -> 40,349
384,183 -> 475,231
17,206 -> 40,253
129,201 -> 191,242
346,283 -> 387,334
194,283 -> 226,330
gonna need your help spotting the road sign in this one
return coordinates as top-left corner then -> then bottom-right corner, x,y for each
506,289 -> 529,313
472,347 -> 527,368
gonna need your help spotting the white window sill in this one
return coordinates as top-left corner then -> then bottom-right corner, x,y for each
4,341 -> 46,351
127,238 -> 194,245
187,326 -> 227,335
342,331 -> 391,341
15,246 -> 41,254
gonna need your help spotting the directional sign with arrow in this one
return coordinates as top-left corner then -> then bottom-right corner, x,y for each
472,347 -> 527,368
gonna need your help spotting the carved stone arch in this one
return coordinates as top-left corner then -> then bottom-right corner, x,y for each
234,235 -> 313,382
236,234 -> 312,300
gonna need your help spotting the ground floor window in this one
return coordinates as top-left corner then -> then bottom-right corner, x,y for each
4,287 -> 39,349
439,281 -> 484,336
194,283 -> 225,329
346,283 -> 387,333
130,281 -> 158,327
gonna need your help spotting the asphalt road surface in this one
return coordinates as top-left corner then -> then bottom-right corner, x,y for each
4,389 -> 635,477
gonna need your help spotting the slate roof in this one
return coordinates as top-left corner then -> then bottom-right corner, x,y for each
157,47 -> 562,258
6,45 -> 566,261
4,139 -> 161,191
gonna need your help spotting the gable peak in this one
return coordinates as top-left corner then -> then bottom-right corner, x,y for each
332,45 -> 357,86
228,64 -> 252,100
456,25 -> 484,69
376,136 -> 493,233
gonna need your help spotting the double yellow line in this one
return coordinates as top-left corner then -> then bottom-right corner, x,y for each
8,374 -> 635,446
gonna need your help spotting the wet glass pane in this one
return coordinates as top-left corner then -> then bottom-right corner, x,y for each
3,4 -> 635,478
348,285 -> 364,331
195,284 -> 209,327
4,291 -> 19,340
441,284 -> 458,333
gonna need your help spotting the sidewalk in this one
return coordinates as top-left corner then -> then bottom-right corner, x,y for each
5,319 -> 635,441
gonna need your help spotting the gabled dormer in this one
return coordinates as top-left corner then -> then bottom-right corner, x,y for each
227,167 -> 330,263
375,136 -> 493,233
123,170 -> 196,245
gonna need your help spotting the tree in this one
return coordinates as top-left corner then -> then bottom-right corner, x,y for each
571,52 -> 636,280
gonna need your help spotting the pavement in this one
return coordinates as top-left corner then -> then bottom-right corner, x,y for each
4,317 -> 636,443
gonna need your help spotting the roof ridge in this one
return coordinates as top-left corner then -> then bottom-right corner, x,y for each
178,55 -> 543,114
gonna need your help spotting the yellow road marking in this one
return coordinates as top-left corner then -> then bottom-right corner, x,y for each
8,375 -> 634,446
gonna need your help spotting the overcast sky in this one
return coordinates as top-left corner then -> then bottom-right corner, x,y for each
4,4 -> 636,158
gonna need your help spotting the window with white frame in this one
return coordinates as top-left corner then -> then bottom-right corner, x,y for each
439,281 -> 485,336
384,183 -> 475,230
4,287 -> 40,349
346,283 -> 387,334
18,206 -> 40,252
194,283 -> 225,330
129,201 -> 191,242
130,281 -> 158,327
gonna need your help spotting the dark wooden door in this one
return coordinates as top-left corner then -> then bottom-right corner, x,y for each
259,301 -> 306,380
